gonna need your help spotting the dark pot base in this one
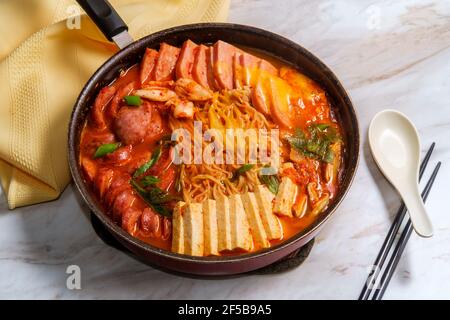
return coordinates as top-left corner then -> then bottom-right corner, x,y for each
90,213 -> 314,278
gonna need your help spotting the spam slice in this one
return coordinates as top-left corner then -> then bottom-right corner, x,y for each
239,52 -> 260,86
268,76 -> 294,128
229,194 -> 253,251
254,185 -> 282,240
140,48 -> 158,84
192,45 -> 211,89
258,60 -> 278,76
273,176 -> 298,217
154,43 -> 180,81
216,195 -> 232,252
176,40 -> 198,80
171,201 -> 185,254
251,78 -> 271,115
213,40 -> 240,89
233,53 -> 244,88
241,192 -> 270,249
183,203 -> 204,256
203,199 -> 219,256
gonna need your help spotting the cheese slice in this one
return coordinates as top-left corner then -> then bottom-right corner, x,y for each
171,201 -> 186,254
216,195 -> 232,252
273,176 -> 298,217
229,194 -> 253,251
203,199 -> 219,256
241,192 -> 270,248
183,203 -> 204,256
254,185 -> 282,240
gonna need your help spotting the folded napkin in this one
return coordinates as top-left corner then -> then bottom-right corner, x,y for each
0,0 -> 230,209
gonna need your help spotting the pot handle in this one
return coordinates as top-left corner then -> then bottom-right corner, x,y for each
76,0 -> 134,48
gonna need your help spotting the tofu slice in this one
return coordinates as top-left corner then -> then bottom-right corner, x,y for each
254,185 -> 282,240
241,192 -> 270,249
183,203 -> 204,256
216,195 -> 232,252
229,194 -> 253,251
171,201 -> 186,254
273,176 -> 298,217
203,199 -> 219,256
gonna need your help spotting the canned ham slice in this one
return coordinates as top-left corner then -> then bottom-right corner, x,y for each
175,40 -> 198,80
154,43 -> 180,81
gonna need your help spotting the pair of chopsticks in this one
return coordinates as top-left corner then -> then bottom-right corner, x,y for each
359,142 -> 441,300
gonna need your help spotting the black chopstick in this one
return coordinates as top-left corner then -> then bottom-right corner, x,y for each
372,161 -> 441,300
359,142 -> 435,300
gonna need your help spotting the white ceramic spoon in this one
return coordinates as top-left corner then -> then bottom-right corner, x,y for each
369,109 -> 433,238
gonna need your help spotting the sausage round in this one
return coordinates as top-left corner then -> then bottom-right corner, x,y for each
114,105 -> 152,145
140,207 -> 162,238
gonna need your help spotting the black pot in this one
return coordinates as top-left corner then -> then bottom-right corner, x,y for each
68,1 -> 359,276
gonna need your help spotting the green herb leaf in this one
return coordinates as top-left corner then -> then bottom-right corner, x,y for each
258,172 -> 280,195
93,142 -> 121,158
130,179 -> 181,217
133,146 -> 162,178
259,175 -> 279,195
123,95 -> 142,106
140,175 -> 160,187
231,164 -> 255,181
286,123 -> 340,163
315,123 -> 329,131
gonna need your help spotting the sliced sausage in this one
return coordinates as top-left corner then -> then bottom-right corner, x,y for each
140,48 -> 158,84
81,157 -> 97,182
122,207 -> 143,235
161,217 -> 172,240
127,150 -> 152,175
94,167 -> 115,198
103,145 -> 133,166
213,40 -> 240,90
81,131 -> 115,157
112,189 -> 136,223
107,81 -> 138,119
104,174 -> 131,210
156,165 -> 177,190
114,105 -> 152,145
175,40 -> 198,79
154,43 -> 180,81
148,147 -> 173,176
90,86 -> 116,129
140,207 -> 162,238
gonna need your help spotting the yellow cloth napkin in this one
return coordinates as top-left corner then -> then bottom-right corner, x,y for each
0,0 -> 230,209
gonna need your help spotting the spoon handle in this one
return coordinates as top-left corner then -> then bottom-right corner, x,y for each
401,186 -> 434,237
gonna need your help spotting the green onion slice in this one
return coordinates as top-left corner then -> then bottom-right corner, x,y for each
123,95 -> 142,106
93,142 -> 121,159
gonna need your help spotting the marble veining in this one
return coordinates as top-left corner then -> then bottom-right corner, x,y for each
1,0 -> 449,299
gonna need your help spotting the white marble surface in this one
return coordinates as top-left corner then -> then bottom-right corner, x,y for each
1,0 -> 449,299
